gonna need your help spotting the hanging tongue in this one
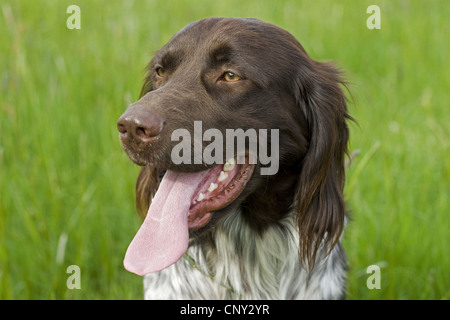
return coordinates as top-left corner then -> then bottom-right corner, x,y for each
123,169 -> 210,276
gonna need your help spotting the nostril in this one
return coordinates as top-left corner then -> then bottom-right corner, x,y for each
117,122 -> 128,135
135,127 -> 150,140
135,122 -> 163,141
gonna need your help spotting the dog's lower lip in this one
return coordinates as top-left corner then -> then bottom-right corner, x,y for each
187,212 -> 212,231
187,161 -> 255,230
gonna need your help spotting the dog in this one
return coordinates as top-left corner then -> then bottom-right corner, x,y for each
117,17 -> 351,299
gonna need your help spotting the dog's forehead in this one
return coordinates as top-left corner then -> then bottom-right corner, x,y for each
162,18 -> 258,52
177,17 -> 263,40
157,18 -> 301,63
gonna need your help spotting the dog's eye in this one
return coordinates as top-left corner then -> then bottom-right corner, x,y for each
155,67 -> 165,77
223,72 -> 241,82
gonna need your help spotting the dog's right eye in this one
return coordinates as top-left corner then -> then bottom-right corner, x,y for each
222,72 -> 241,82
155,67 -> 165,77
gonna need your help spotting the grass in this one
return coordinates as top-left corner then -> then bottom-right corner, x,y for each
0,0 -> 448,299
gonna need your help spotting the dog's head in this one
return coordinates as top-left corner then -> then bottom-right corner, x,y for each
118,18 -> 350,274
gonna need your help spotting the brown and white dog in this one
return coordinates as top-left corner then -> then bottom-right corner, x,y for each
118,17 -> 351,299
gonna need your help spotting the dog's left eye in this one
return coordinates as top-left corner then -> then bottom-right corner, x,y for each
155,67 -> 165,77
222,72 -> 241,82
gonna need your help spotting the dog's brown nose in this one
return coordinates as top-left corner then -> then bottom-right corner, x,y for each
117,107 -> 164,144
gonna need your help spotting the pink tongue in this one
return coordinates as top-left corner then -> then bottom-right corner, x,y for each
123,169 -> 210,276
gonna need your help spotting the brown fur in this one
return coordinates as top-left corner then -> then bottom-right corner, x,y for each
121,17 -> 352,270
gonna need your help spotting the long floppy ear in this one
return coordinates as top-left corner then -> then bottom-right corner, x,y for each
139,67 -> 153,99
135,66 -> 159,218
293,60 -> 351,269
136,165 -> 159,218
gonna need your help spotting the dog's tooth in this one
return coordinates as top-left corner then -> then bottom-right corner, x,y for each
208,182 -> 218,192
223,158 -> 236,171
197,193 -> 205,202
218,171 -> 228,182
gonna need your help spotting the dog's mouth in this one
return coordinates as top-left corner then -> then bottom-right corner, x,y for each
188,158 -> 254,230
123,156 -> 254,276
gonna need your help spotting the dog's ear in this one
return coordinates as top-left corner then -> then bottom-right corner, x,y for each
136,165 -> 159,218
135,66 -> 157,218
292,60 -> 351,269
139,66 -> 153,98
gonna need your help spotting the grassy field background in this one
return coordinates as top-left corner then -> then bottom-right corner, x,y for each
0,0 -> 448,299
